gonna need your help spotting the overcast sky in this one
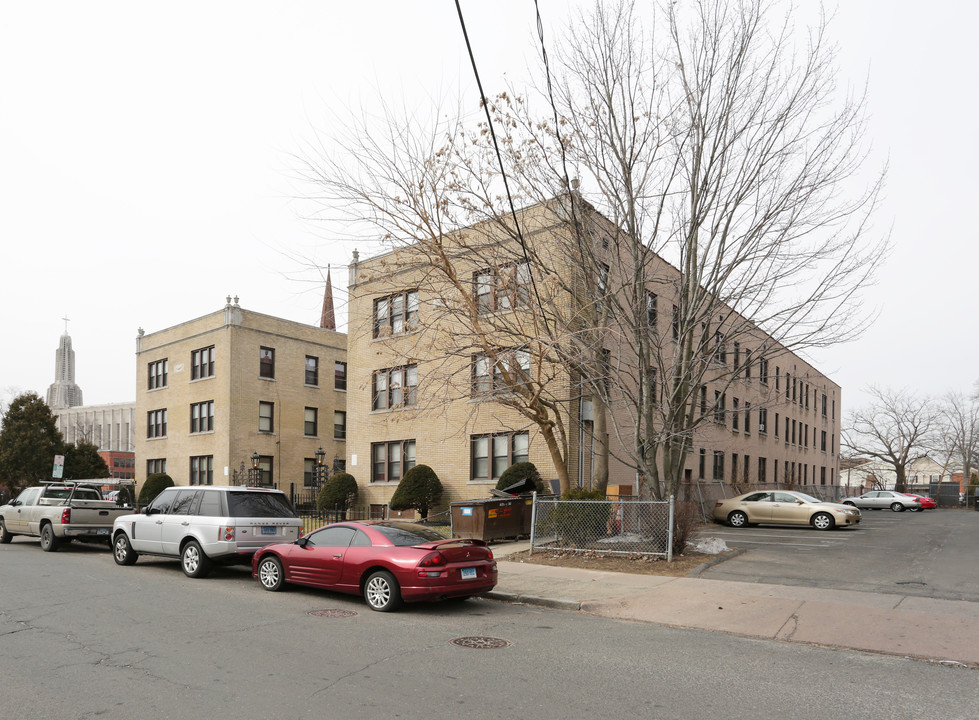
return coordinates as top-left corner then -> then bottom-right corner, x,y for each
2,1 -> 977,415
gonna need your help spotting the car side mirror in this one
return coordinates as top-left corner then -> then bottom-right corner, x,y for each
144,506 -> 155,516
10,500 -> 20,507
296,537 -> 309,548
796,500 -> 804,504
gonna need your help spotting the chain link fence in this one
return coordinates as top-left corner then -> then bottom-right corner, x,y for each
529,496 -> 675,560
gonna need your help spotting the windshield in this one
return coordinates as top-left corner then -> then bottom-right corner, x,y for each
371,521 -> 447,546
226,491 -> 297,518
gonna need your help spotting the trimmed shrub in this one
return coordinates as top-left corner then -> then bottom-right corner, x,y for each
495,461 -> 545,494
317,472 -> 358,514
138,473 -> 174,504
555,487 -> 610,542
389,464 -> 443,519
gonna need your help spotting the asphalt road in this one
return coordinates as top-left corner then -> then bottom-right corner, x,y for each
1,536 -> 976,720
699,508 -> 979,601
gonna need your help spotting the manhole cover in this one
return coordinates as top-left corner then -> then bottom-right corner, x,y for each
307,609 -> 358,618
450,636 -> 511,649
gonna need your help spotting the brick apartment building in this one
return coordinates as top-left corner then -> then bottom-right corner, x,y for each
344,198 -> 841,515
133,296 -> 346,495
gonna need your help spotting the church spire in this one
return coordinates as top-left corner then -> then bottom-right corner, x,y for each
319,266 -> 336,331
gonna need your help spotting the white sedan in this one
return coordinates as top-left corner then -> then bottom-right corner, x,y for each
840,491 -> 921,512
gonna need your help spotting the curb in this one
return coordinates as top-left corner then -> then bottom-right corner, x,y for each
484,590 -> 581,612
686,547 -> 746,577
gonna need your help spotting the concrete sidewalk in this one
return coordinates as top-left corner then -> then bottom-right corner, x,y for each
485,544 -> 979,667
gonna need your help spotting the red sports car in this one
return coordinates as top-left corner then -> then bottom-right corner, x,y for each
251,520 -> 498,611
903,493 -> 937,510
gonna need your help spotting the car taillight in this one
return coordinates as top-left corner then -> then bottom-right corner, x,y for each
714,501 -> 723,507
60,508 -> 71,524
487,548 -> 494,561
221,526 -> 235,541
418,551 -> 447,568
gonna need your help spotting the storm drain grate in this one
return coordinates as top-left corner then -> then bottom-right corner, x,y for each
307,609 -> 358,618
450,636 -> 511,649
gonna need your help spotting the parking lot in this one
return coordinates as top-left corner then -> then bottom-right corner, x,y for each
698,507 -> 979,602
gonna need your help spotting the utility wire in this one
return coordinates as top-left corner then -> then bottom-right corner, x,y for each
454,0 -> 551,334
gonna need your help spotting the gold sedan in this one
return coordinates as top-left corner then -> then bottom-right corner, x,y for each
713,490 -> 861,531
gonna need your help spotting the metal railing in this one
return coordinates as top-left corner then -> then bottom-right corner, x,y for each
530,495 -> 675,560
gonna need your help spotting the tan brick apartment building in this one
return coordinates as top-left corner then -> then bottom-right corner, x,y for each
345,199 -> 841,514
134,297 -> 347,496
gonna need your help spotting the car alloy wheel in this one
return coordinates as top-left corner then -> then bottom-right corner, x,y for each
258,556 -> 284,591
364,570 -> 402,612
890,502 -> 905,512
113,534 -> 138,565
181,540 -> 212,578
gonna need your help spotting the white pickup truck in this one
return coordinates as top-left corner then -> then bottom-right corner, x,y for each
0,481 -> 135,551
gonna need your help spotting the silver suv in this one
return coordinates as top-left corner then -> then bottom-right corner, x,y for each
112,486 -> 303,578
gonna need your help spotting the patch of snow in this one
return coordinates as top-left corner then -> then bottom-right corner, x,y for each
686,537 -> 729,555
596,532 -> 645,544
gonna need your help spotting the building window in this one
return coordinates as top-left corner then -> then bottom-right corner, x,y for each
371,440 -> 416,483
699,448 -> 706,479
148,359 -> 168,389
191,346 -> 215,380
334,361 -> 347,390
147,409 -> 167,439
190,401 -> 214,433
759,408 -> 768,435
645,291 -> 658,328
714,391 -> 725,425
475,263 -> 532,312
821,430 -> 827,452
759,358 -> 769,385
733,343 -> 741,375
758,457 -> 767,483
744,402 -> 751,434
672,305 -> 680,341
304,407 -> 318,437
305,356 -> 319,386
304,458 -> 316,487
256,455 -> 273,487
472,349 -> 530,396
714,332 -> 726,364
732,398 -> 740,431
821,393 -> 828,418
259,347 -> 275,379
471,431 -> 529,481
373,290 -> 419,338
744,349 -> 751,379
259,402 -> 274,433
147,458 -> 166,475
334,411 -> 346,440
712,451 -> 724,481
373,365 -> 418,410
190,455 -> 213,485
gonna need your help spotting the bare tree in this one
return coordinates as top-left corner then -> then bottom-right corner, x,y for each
299,0 -> 885,499
843,387 -> 937,492
934,388 -> 979,488
524,0 -> 887,498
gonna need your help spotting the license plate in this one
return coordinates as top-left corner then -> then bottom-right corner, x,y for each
97,529 -> 109,535
461,567 -> 477,580
261,526 -> 277,536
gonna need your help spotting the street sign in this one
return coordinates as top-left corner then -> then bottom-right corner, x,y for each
52,454 -> 65,480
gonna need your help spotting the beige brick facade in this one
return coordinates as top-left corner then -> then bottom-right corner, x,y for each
345,201 -> 841,514
134,299 -> 346,497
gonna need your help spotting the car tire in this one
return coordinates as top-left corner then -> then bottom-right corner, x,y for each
40,524 -> 61,552
113,533 -> 138,565
842,501 -> 856,507
181,540 -> 212,578
890,502 -> 905,512
364,570 -> 403,612
812,512 -> 835,531
727,511 -> 749,528
909,506 -> 922,512
0,518 -> 12,544
257,555 -> 285,591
